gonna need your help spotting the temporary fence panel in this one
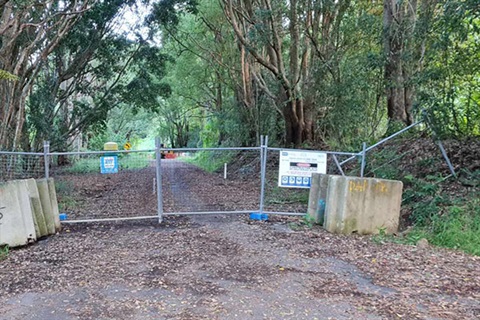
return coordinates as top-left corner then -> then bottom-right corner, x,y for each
0,152 -> 44,182
262,147 -> 360,215
1,119 -> 458,223
49,150 -> 157,221
160,147 -> 262,215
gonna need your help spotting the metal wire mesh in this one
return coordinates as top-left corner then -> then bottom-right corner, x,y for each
162,148 -> 261,214
361,126 -> 439,179
262,149 -> 361,214
332,153 -> 363,177
50,151 -> 157,220
2,123 -> 454,221
0,152 -> 44,182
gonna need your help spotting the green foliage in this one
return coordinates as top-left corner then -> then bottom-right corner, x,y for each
366,143 -> 480,255
63,155 -> 151,174
266,187 -> 309,206
315,4 -> 387,150
148,0 -> 199,31
399,173 -> 480,255
408,199 -> 480,256
418,1 -> 480,139
200,120 -> 220,148
372,192 -> 480,256
0,70 -> 18,82
302,214 -> 316,228
0,244 -> 8,261
288,215 -> 317,230
185,150 -> 237,173
64,158 -> 100,174
86,106 -> 157,151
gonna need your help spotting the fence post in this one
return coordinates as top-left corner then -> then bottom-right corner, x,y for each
260,135 -> 264,173
422,111 -> 457,177
436,140 -> 456,177
360,142 -> 367,177
155,137 -> 163,223
43,141 -> 50,179
259,136 -> 268,215
332,154 -> 345,176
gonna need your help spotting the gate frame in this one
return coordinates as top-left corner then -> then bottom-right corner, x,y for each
1,117 -> 457,224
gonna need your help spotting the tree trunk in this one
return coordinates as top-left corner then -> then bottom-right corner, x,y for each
384,0 -> 426,127
283,99 -> 304,147
384,0 -> 408,125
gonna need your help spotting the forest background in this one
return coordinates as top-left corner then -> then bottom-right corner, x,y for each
0,0 -> 478,152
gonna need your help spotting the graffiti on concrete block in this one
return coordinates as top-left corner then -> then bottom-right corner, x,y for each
0,206 -> 4,225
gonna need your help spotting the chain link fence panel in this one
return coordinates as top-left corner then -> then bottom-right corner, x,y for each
0,152 -> 44,182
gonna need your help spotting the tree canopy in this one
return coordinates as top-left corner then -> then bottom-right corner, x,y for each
0,0 -> 478,151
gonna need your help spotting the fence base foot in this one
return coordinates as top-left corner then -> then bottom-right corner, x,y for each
250,212 -> 268,221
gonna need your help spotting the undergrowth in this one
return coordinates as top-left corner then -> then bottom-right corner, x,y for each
63,154 -> 151,174
185,150 -> 238,173
402,185 -> 480,256
370,146 -> 480,256
0,244 -> 9,261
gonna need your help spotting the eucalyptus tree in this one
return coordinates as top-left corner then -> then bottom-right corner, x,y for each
147,0 -> 259,147
0,0 -> 90,150
382,0 -> 438,127
221,0 -> 356,147
25,0 -> 139,151
24,0 -> 173,153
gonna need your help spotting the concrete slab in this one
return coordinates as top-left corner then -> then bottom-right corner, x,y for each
307,173 -> 330,224
0,182 -> 31,247
26,179 -> 48,238
11,180 -> 36,243
36,179 -> 56,235
47,179 -> 61,232
324,176 -> 403,235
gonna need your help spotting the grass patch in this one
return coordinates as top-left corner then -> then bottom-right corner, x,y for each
64,158 -> 99,174
184,150 -> 238,173
374,174 -> 480,256
120,154 -> 153,170
288,215 -> 317,230
408,199 -> 480,255
367,146 -> 480,256
0,244 -> 9,261
64,154 -> 151,174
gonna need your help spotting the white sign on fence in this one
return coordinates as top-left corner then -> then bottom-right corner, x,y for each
278,150 -> 327,188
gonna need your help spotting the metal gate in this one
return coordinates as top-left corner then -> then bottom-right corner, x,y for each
0,122 -> 457,224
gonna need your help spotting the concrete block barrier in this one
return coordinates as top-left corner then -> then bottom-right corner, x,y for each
0,182 -> 34,247
324,176 -> 403,235
11,180 -> 37,243
0,178 -> 61,248
307,173 -> 330,224
36,179 -> 56,235
26,179 -> 49,237
48,178 -> 61,232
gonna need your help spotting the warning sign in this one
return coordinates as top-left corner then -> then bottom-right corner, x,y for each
278,150 -> 327,188
124,142 -> 131,150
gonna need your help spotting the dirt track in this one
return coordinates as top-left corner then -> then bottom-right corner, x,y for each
0,161 -> 479,319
